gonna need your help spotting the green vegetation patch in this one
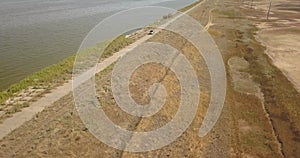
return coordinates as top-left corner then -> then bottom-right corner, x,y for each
0,35 -> 134,105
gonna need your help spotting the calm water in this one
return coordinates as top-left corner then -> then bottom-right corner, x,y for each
0,0 -> 196,90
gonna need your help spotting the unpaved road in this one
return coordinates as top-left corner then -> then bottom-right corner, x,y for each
0,0 -> 300,157
0,34 -> 152,140
0,0 -> 202,140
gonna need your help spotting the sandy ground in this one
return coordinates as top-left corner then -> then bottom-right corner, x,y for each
0,0 -> 300,157
241,0 -> 300,156
253,0 -> 300,92
259,30 -> 300,91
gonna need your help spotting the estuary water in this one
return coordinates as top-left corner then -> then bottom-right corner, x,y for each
0,0 -> 196,90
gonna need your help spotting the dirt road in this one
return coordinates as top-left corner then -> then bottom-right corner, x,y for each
0,0 -> 299,157
0,34 -> 152,140
0,0 -> 203,140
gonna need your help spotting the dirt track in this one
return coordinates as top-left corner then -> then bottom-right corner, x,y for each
0,0 -> 300,157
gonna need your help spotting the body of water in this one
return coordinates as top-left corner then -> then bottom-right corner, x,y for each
0,0 -> 196,90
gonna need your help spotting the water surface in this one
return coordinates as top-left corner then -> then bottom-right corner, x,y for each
0,0 -> 196,90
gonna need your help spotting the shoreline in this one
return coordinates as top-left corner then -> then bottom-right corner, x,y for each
0,0 -> 202,102
0,0 -> 202,139
0,35 -> 135,116
0,0 -> 202,91
0,0 -> 198,91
